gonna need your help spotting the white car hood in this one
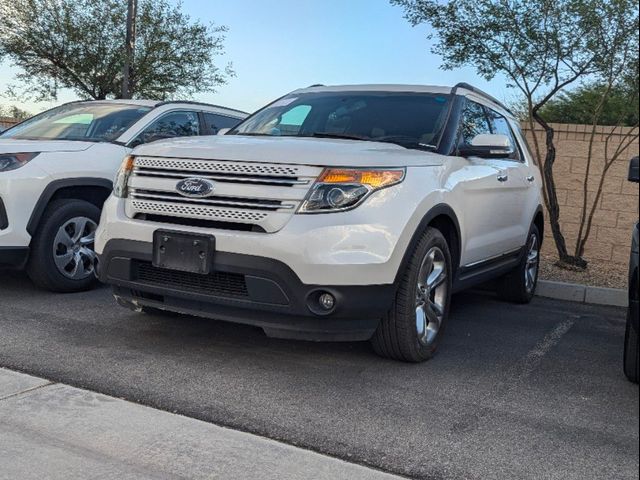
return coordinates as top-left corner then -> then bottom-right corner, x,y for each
0,139 -> 95,154
133,135 -> 445,167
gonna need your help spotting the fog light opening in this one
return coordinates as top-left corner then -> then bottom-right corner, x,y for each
319,292 -> 335,310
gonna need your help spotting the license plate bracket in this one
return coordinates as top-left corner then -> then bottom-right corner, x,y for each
152,230 -> 215,274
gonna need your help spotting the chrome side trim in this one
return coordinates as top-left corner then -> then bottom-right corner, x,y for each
462,247 -> 523,269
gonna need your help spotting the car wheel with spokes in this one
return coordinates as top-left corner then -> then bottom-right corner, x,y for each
371,226 -> 452,362
497,224 -> 541,304
27,199 -> 101,293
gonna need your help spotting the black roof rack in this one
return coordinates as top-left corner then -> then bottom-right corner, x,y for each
155,100 -> 248,116
51,99 -> 247,116
306,84 -> 325,88
451,82 -> 513,116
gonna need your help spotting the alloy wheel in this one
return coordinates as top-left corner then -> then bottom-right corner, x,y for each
415,246 -> 448,346
525,233 -> 539,293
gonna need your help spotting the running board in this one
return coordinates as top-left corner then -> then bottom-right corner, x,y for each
452,247 -> 524,294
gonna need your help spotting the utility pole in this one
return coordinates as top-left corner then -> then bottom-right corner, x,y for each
121,0 -> 137,99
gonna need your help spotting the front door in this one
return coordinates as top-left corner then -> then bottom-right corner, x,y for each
454,98 -> 517,265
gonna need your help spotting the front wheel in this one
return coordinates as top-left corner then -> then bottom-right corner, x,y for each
371,227 -> 452,362
496,225 -> 540,304
27,199 -> 100,293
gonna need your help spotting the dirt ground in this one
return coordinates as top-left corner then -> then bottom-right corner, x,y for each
539,250 -> 628,289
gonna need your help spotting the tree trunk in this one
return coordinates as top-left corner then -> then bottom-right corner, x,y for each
532,112 -> 587,269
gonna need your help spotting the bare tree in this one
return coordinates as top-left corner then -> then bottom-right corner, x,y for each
392,0 -> 639,268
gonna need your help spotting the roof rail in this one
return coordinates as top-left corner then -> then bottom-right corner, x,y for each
452,82 -> 514,116
154,100 -> 248,115
307,84 -> 325,88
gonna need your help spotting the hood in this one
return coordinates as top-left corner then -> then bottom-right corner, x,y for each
0,139 -> 95,154
133,135 -> 445,167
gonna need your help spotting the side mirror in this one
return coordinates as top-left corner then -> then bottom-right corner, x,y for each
130,133 -> 176,147
628,156 -> 639,183
459,133 -> 514,159
217,128 -> 231,136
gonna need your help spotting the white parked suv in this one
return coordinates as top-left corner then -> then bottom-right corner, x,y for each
0,100 -> 247,291
96,84 -> 544,362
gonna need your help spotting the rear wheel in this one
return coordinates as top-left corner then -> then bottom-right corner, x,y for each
27,199 -> 100,293
623,308 -> 639,383
371,227 -> 452,362
496,225 -> 540,304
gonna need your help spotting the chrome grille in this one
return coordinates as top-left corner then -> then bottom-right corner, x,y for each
126,156 -> 322,232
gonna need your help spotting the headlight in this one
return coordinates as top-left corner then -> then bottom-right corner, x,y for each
113,155 -> 135,198
298,168 -> 405,213
0,152 -> 40,172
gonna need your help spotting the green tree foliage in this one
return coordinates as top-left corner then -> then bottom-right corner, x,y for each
392,0 -> 639,268
538,83 -> 639,126
0,104 -> 31,120
0,0 -> 233,101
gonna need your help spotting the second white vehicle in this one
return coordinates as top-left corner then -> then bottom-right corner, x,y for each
0,100 -> 247,291
96,83 -> 544,361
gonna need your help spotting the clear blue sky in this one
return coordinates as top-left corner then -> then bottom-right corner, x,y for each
0,0 -> 513,114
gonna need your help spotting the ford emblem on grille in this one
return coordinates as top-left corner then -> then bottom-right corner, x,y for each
175,178 -> 215,198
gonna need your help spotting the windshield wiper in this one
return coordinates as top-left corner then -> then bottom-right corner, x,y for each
372,135 -> 438,152
309,132 -> 369,141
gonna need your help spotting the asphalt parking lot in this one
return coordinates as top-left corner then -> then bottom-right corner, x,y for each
1,272 -> 638,480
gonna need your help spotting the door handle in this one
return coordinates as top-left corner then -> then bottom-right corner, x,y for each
526,175 -> 535,183
497,174 -> 508,182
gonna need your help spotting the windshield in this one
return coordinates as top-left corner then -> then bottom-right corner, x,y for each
230,91 -> 451,150
1,103 -> 152,142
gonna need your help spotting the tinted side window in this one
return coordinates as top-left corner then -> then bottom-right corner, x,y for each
134,111 -> 200,145
204,113 -> 241,134
459,100 -> 491,146
512,123 -> 537,165
277,104 -> 312,135
487,109 -> 521,161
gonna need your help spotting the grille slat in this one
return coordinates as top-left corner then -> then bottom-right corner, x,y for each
133,168 -> 309,186
131,200 -> 269,222
135,157 -> 301,176
136,262 -> 249,298
129,190 -> 295,210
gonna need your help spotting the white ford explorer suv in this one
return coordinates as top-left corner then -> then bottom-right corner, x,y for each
0,100 -> 247,292
96,84 -> 544,362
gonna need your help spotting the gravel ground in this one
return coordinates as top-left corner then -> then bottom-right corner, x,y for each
539,250 -> 628,289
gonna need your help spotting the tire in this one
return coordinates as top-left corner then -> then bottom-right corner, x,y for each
623,308 -> 639,383
27,199 -> 100,293
496,224 -> 540,304
371,227 -> 452,362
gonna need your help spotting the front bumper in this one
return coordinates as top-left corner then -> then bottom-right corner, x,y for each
98,239 -> 395,341
0,162 -> 51,249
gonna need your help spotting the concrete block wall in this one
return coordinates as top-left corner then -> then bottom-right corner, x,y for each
523,123 -> 639,263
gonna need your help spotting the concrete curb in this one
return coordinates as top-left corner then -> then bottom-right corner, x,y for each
536,280 -> 628,307
0,368 -> 401,480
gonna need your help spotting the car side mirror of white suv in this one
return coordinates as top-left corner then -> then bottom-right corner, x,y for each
217,128 -> 231,136
459,133 -> 514,159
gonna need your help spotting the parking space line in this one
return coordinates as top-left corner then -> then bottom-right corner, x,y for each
513,318 -> 575,381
